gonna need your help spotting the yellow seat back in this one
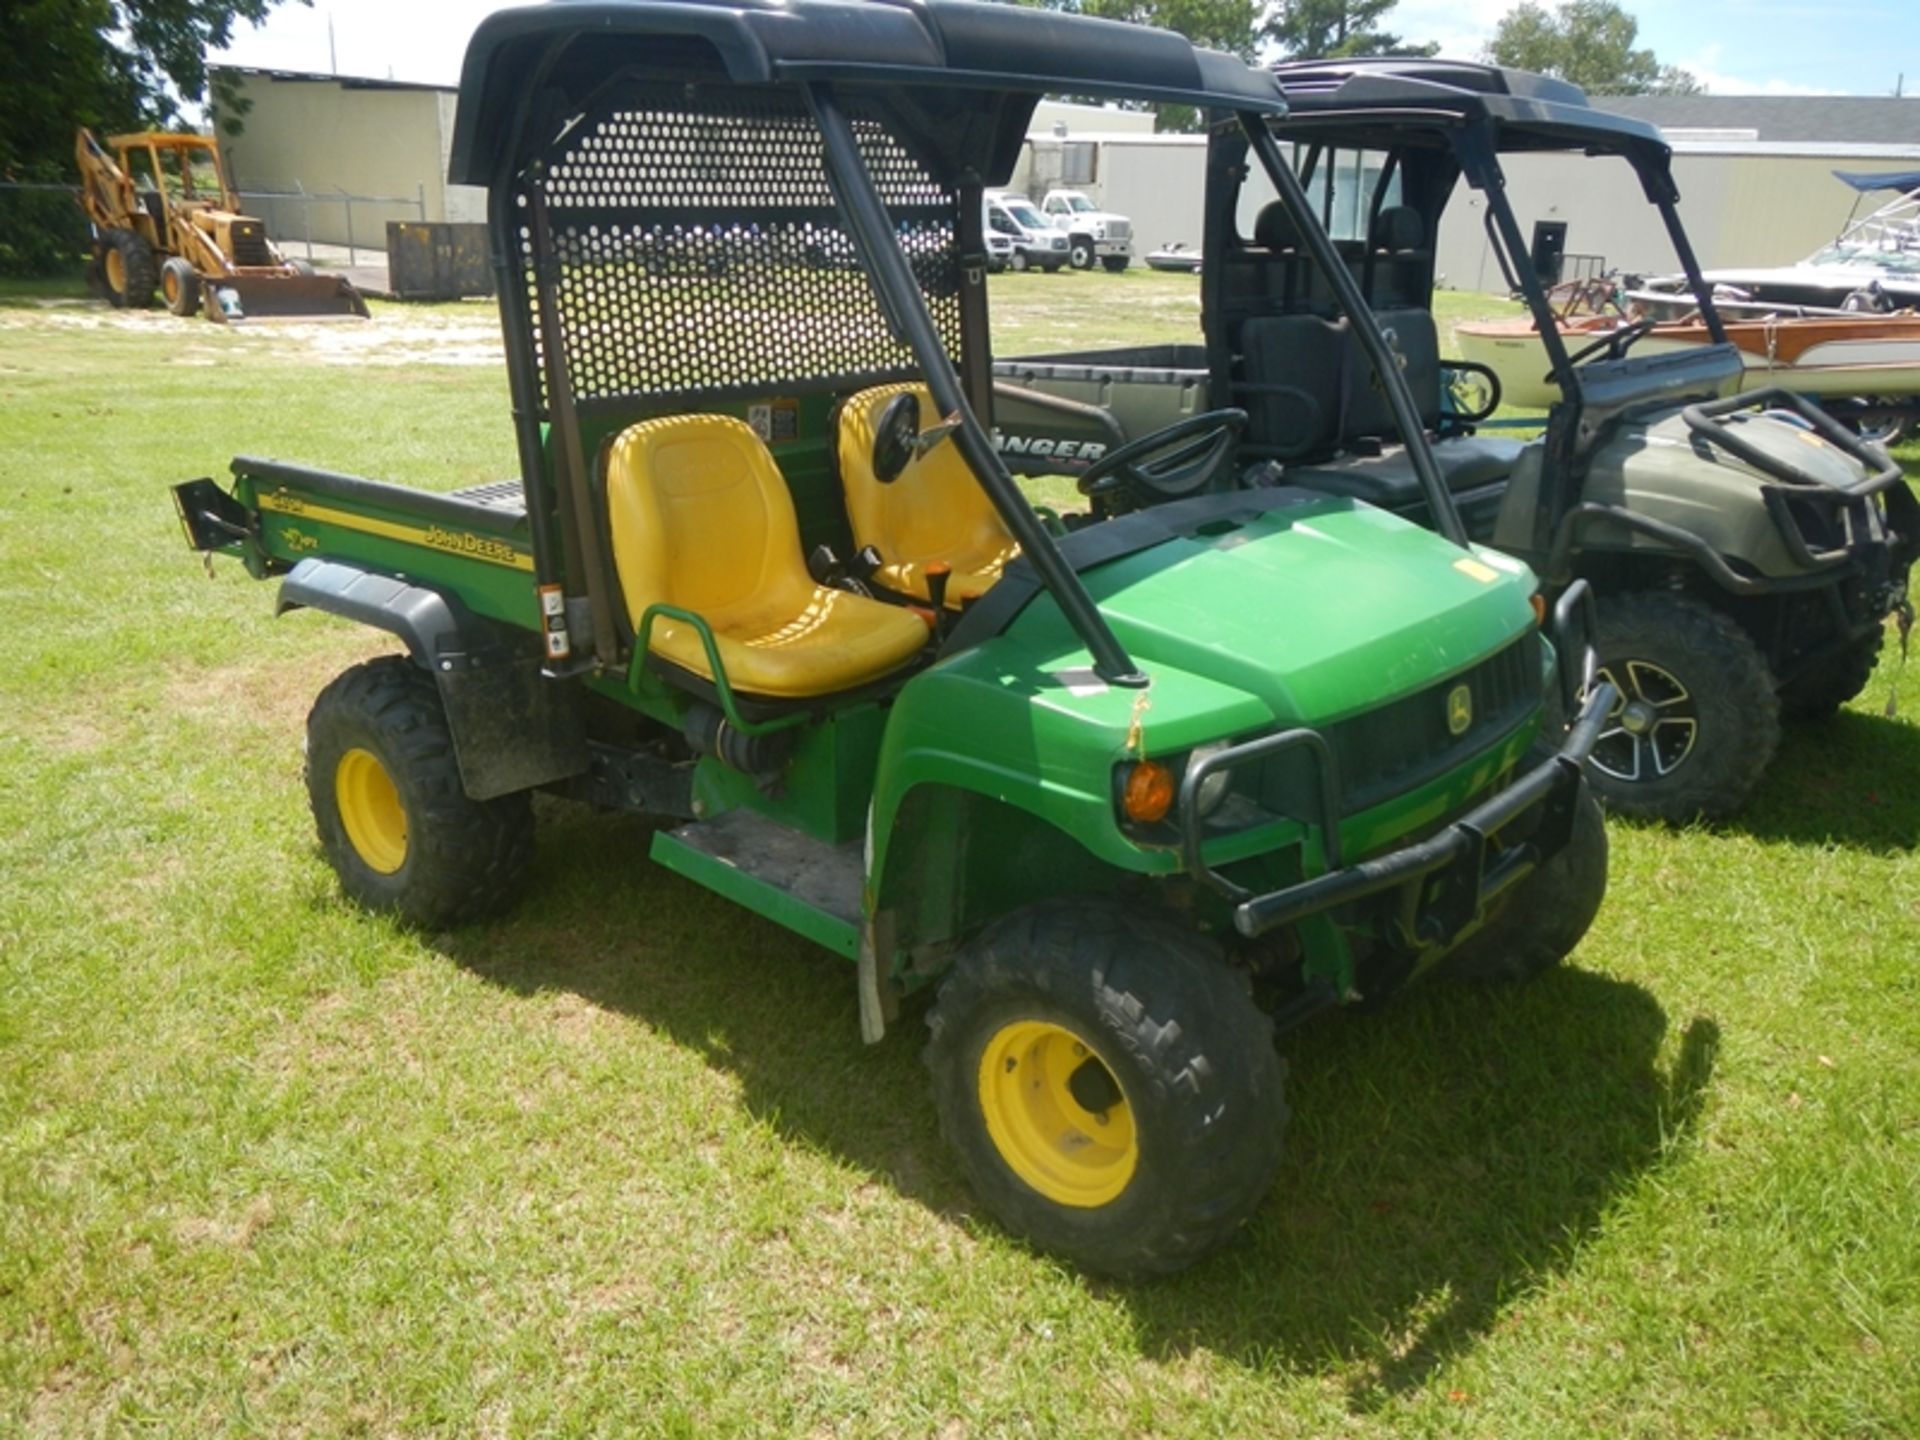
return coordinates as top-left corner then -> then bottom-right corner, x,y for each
604,413 -> 930,699
836,384 -> 1018,601
606,413 -> 815,631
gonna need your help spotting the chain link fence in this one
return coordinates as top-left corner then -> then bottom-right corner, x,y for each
234,185 -> 428,265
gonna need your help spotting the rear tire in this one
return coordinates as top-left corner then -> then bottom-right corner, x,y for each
101,228 -> 156,310
1446,775 -> 1608,982
1101,255 -> 1130,273
305,657 -> 533,927
925,899 -> 1286,1278
160,256 -> 200,316
1587,591 -> 1779,822
1780,627 -> 1885,719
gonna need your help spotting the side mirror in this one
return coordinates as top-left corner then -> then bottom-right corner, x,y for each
871,392 -> 921,484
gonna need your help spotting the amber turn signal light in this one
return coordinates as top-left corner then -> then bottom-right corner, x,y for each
1121,759 -> 1176,823
1530,592 -> 1547,625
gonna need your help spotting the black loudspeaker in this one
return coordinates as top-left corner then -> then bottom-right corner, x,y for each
1530,219 -> 1569,286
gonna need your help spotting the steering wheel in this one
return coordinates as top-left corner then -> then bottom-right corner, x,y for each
1076,408 -> 1247,509
1443,361 -> 1503,426
1557,316 -> 1660,375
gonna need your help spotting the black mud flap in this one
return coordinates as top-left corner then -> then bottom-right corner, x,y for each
278,557 -> 588,799
435,654 -> 589,800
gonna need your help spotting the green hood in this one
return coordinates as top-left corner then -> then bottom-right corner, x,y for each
1014,493 -> 1538,733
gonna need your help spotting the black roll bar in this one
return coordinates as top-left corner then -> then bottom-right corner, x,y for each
1240,115 -> 1470,548
808,82 -> 1147,687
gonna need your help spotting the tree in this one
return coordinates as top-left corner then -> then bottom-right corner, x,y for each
1265,0 -> 1440,61
1485,0 -> 1701,95
0,0 -> 302,182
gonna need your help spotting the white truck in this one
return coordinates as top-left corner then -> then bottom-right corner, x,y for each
1039,188 -> 1133,272
984,191 -> 1070,272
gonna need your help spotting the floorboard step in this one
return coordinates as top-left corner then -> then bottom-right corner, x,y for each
649,808 -> 864,958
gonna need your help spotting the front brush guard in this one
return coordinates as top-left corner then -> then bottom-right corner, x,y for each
1176,583 -> 1615,948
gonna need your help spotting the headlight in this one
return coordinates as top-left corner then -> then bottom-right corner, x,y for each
1118,760 -> 1176,824
1187,742 -> 1233,818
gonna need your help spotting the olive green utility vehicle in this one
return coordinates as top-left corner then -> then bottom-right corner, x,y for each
994,62 -> 1916,821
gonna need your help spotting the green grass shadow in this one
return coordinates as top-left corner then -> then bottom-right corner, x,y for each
420,801 -> 1716,1398
1678,707 -> 1920,854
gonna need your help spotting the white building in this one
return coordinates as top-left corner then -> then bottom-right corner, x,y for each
211,67 -> 486,249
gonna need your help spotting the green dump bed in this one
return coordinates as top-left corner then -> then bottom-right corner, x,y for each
178,457 -> 544,634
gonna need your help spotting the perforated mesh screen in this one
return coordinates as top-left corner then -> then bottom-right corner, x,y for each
513,85 -> 963,413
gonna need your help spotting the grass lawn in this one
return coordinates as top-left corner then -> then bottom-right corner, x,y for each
2,269 -> 1918,1437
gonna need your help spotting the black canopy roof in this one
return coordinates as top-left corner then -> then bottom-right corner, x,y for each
450,0 -> 1284,186
1266,57 -> 1670,162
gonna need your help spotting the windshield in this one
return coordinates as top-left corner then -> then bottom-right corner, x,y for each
1003,201 -> 1047,230
1066,195 -> 1095,213
175,145 -> 224,201
1808,244 -> 1920,274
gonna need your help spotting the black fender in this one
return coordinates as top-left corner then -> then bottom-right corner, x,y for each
277,557 -> 473,665
278,558 -> 587,799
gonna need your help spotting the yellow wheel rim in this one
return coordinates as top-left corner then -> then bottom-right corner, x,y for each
977,1019 -> 1138,1207
105,248 -> 126,295
163,268 -> 179,305
335,747 -> 408,874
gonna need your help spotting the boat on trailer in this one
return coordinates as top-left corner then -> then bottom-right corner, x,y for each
1638,169 -> 1920,312
1454,277 -> 1920,429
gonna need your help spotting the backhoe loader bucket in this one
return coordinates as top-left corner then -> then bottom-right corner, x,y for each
202,273 -> 370,324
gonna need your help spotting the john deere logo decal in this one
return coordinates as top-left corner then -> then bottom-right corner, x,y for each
1446,683 -> 1473,736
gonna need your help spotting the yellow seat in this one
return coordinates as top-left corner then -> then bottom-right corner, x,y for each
836,383 -> 1020,606
605,414 -> 929,699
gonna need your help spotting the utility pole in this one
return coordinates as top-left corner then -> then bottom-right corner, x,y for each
328,12 -> 338,76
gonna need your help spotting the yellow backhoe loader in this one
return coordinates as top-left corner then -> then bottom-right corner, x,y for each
75,128 -> 369,322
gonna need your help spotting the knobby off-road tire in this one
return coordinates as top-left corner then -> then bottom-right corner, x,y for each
305,657 -> 533,927
1446,775 -> 1608,983
160,256 -> 200,316
101,228 -> 157,309
1780,627 -> 1885,720
925,899 -> 1286,1278
1589,591 -> 1780,822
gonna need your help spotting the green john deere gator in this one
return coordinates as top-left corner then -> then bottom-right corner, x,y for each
171,0 -> 1616,1276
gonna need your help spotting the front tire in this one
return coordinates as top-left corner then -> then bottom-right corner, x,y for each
306,657 -> 533,927
1068,237 -> 1096,270
160,256 -> 200,316
1780,626 -> 1884,719
1446,775 -> 1608,982
925,900 -> 1286,1277
1008,250 -> 1030,273
1587,591 -> 1779,821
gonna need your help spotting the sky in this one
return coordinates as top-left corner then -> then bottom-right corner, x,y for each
212,0 -> 1920,98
